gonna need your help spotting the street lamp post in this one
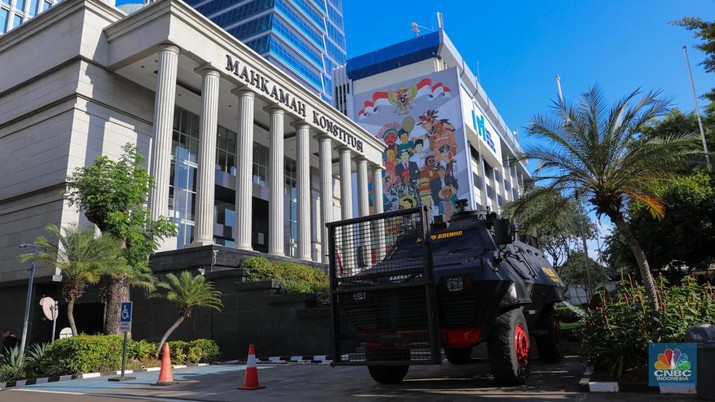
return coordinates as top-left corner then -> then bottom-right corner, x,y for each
18,243 -> 41,360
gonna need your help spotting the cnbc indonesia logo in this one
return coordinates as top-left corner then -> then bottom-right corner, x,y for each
653,348 -> 692,382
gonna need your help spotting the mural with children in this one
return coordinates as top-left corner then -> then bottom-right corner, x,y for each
354,68 -> 469,220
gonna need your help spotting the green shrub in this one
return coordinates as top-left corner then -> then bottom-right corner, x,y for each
241,256 -> 329,297
189,339 -> 220,363
39,335 -> 123,376
23,343 -> 50,379
240,256 -> 274,277
129,339 -> 156,361
167,340 -> 188,364
580,276 -> 715,381
0,346 -> 24,381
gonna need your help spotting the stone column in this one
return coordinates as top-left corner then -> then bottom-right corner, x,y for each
319,136 -> 333,263
149,44 -> 179,221
339,148 -> 353,220
294,122 -> 312,261
356,157 -> 370,266
267,106 -> 285,256
190,66 -> 220,247
372,166 -> 385,214
338,147 -> 354,268
232,88 -> 255,251
356,158 -> 369,217
372,166 -> 386,262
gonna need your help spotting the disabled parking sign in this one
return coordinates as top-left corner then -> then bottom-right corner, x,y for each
119,301 -> 132,332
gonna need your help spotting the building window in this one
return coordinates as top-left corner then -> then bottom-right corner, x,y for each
0,9 -> 8,33
284,157 -> 297,256
269,38 -> 322,89
209,0 -> 273,31
253,143 -> 269,186
170,107 -> 200,248
215,125 -> 237,175
274,0 -> 322,48
12,13 -> 22,28
29,0 -> 39,16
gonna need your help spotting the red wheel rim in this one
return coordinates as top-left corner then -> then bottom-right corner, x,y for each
514,323 -> 529,367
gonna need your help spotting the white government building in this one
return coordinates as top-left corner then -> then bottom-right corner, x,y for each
0,0 -> 387,288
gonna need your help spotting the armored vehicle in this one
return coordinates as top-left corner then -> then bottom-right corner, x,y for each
327,203 -> 564,385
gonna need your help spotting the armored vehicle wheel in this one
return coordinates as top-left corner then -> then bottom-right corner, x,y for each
366,349 -> 410,384
367,365 -> 410,384
487,308 -> 530,385
535,306 -> 563,363
444,347 -> 472,365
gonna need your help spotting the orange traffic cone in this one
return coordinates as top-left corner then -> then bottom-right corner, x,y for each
238,344 -> 265,390
155,343 -> 174,386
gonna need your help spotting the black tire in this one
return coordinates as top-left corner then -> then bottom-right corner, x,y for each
444,347 -> 472,365
367,365 -> 410,384
366,349 -> 410,384
535,306 -> 564,363
487,308 -> 530,386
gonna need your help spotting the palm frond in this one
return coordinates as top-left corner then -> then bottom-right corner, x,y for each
157,271 -> 223,313
523,85 -> 699,219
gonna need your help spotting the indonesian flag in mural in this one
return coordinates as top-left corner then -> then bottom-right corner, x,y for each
357,77 -> 451,119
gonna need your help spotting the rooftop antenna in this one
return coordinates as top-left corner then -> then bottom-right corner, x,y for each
411,21 -> 433,37
682,45 -> 712,169
556,74 -> 564,104
437,12 -> 444,30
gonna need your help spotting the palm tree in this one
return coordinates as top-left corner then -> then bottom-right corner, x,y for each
154,271 -> 223,358
516,85 -> 698,317
21,225 -> 130,335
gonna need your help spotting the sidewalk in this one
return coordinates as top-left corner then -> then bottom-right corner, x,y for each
0,356 -> 701,401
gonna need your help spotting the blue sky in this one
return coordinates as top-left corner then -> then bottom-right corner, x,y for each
341,1 -> 715,258
116,1 -> 715,151
343,1 -> 715,155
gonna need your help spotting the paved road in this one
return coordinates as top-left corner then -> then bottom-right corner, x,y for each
0,357 -> 699,401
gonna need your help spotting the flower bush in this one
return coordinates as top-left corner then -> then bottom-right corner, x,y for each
580,275 -> 715,381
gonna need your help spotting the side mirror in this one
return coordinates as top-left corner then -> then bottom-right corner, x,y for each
493,218 -> 513,245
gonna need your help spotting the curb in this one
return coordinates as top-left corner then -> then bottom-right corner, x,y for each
579,366 -> 696,395
257,355 -> 333,364
0,363 -> 208,391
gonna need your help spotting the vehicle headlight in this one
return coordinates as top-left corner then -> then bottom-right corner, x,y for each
507,283 -> 517,300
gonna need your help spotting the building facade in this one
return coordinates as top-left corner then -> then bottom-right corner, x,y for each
334,30 -> 530,217
181,0 -> 346,103
0,0 -> 59,34
0,0 -> 383,333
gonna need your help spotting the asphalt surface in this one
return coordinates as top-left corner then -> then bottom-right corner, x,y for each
0,356 -> 700,401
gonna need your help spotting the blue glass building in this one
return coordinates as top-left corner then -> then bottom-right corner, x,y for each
0,0 -> 57,34
183,0 -> 346,103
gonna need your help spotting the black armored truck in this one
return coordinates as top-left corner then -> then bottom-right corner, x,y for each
327,203 -> 565,385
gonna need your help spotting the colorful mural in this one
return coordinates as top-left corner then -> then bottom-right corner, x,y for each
354,68 -> 469,220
